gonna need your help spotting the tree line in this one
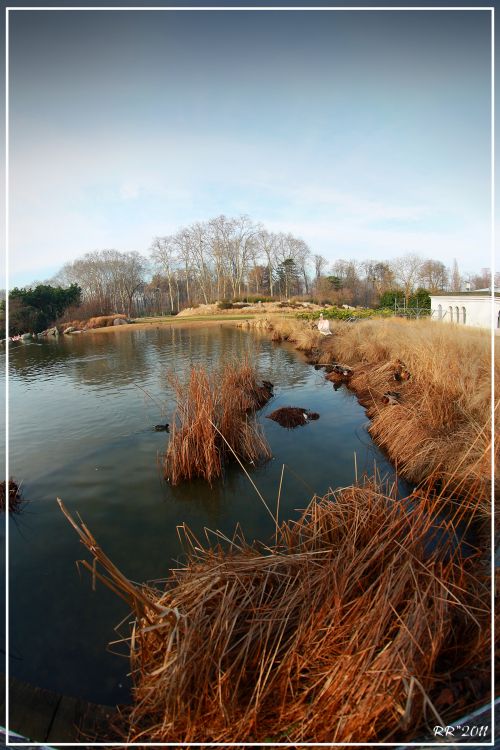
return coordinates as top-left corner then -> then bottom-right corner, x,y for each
5,284 -> 81,336
8,214 -> 497,327
52,216 -> 311,317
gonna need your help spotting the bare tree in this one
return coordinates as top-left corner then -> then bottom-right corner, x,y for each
330,259 -> 362,304
289,236 -> 311,294
255,229 -> 279,297
115,251 -> 148,318
151,236 -> 178,312
188,222 -> 213,304
274,233 -> 311,296
247,264 -> 267,294
361,261 -> 394,298
56,249 -> 147,316
470,266 -> 491,290
313,254 -> 328,282
173,228 -> 195,307
419,259 -> 448,292
448,259 -> 462,292
391,253 -> 423,304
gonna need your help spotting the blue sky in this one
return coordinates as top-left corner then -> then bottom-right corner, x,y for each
7,6 -> 493,286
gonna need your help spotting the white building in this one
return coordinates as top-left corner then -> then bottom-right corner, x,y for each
430,290 -> 500,330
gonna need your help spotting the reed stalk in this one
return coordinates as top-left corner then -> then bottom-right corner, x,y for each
163,360 -> 272,485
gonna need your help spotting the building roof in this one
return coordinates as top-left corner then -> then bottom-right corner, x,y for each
430,291 -> 500,298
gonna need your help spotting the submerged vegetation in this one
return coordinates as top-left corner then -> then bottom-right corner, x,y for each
245,316 -> 495,513
59,477 -> 490,743
164,361 -> 273,485
0,479 -> 24,513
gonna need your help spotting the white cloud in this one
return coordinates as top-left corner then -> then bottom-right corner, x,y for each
8,128 -> 491,283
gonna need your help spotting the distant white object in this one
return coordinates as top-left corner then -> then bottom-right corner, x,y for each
317,313 -> 332,336
430,291 -> 500,329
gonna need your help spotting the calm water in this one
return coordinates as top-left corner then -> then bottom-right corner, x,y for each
5,324 -> 403,706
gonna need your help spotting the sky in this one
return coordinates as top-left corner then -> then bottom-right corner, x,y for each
6,4 -> 494,286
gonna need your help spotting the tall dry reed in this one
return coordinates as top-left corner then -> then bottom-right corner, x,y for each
59,479 -> 490,744
164,361 -> 272,485
250,317 -> 495,511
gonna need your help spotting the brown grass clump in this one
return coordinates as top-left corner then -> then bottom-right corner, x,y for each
58,314 -> 129,331
164,361 -> 272,485
330,319 -> 495,509
238,317 -> 274,331
246,317 -> 495,512
58,480 -> 490,744
0,479 -> 23,513
85,314 -> 128,329
267,406 -> 320,428
59,319 -> 85,331
268,318 -> 322,352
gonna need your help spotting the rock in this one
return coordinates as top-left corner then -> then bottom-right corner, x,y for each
113,318 -> 128,326
21,333 -> 32,340
63,326 -> 76,334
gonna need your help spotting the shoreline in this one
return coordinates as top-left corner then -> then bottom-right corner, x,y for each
241,316 -> 493,515
82,315 -> 257,334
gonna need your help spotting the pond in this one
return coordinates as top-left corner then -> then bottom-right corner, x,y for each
5,323 -> 405,706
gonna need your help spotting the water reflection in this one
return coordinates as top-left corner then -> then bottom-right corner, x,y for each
7,324 -> 401,707
8,327 -> 310,395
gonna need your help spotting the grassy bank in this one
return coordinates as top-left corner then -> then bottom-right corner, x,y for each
59,478 -> 490,743
243,317 -> 495,512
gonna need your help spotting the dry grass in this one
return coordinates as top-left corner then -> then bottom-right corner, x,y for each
59,314 -> 129,331
85,314 -> 128,329
248,317 -> 495,511
59,319 -> 86,330
59,479 -> 491,744
164,361 -> 272,485
266,318 -> 322,352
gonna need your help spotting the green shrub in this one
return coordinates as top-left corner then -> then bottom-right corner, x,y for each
296,306 -> 394,322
